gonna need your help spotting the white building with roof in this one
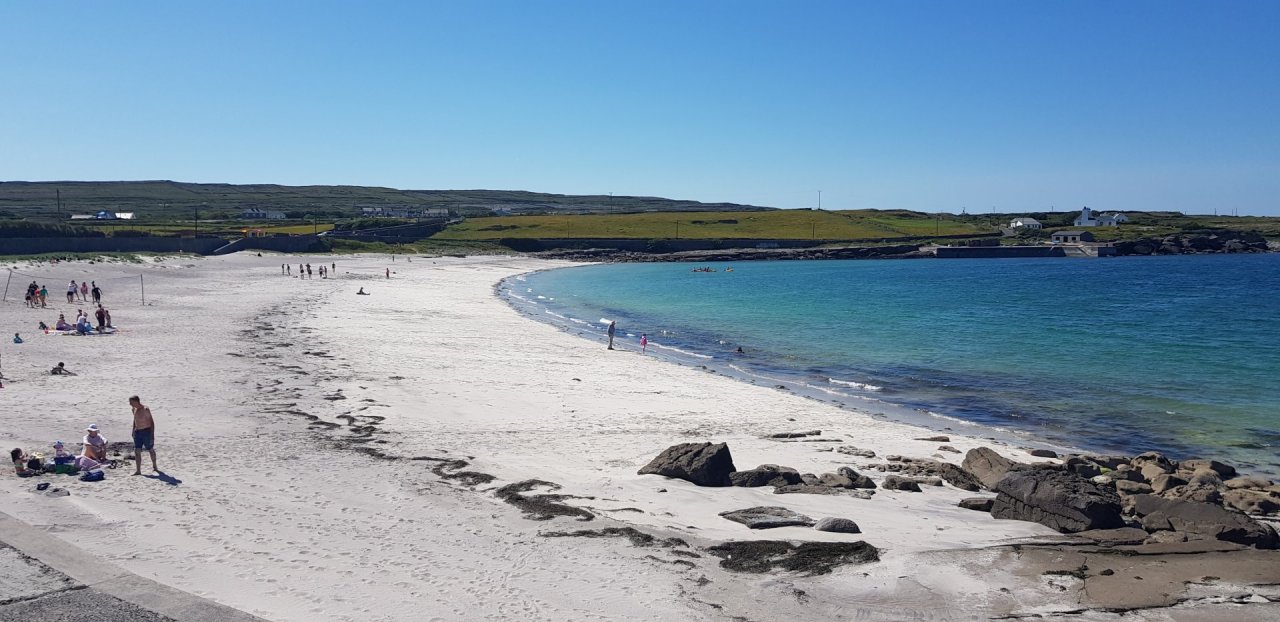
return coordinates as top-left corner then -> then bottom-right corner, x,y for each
1009,217 -> 1042,229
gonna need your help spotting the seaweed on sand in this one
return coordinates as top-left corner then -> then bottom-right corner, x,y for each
495,479 -> 594,522
704,540 -> 879,576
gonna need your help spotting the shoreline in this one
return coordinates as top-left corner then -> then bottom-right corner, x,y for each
500,259 -> 1279,480
0,254 -> 1275,621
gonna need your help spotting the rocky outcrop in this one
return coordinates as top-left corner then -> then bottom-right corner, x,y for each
1113,231 -> 1271,256
719,506 -> 815,529
990,469 -> 1125,533
882,475 -> 922,492
835,467 -> 877,489
959,497 -> 995,512
962,447 -> 1018,490
638,442 -> 736,487
1131,495 -> 1278,549
729,464 -> 803,488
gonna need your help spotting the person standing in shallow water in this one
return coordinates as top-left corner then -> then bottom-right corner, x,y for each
607,321 -> 616,350
640,333 -> 647,353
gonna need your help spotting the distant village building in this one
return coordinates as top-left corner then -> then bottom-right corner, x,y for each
359,206 -> 449,219
1008,217 -> 1042,230
1073,207 -> 1129,227
1051,230 -> 1095,244
241,208 -> 287,220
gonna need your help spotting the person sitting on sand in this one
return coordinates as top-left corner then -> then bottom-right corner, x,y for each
11,448 -> 39,477
12,333 -> 21,344
55,314 -> 72,331
356,287 -> 369,295
38,321 -> 48,331
51,362 -> 76,376
51,441 -> 74,465
103,307 -> 112,328
82,425 -> 107,463
75,315 -> 93,335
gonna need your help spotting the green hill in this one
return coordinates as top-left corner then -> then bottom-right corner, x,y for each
0,181 -> 773,220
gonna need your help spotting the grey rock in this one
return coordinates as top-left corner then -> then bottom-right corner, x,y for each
1066,456 -> 1103,478
1131,494 -> 1278,549
882,475 -> 922,492
1140,462 -> 1172,482
962,447 -> 1018,490
800,473 -> 821,486
1222,489 -> 1280,516
730,465 -> 803,488
766,430 -> 821,439
914,436 -> 951,442
638,442 -> 736,487
1150,473 -> 1187,494
719,506 -> 816,529
1115,480 -> 1153,495
1162,483 -> 1223,505
1179,459 -> 1237,479
1028,449 -> 1059,459
932,462 -> 982,492
959,497 -> 995,512
1225,476 -> 1273,491
774,485 -> 874,499
989,469 -> 1125,533
1187,468 -> 1223,488
1131,451 -> 1174,471
813,517 -> 862,533
835,446 -> 876,458
818,473 -> 855,488
836,467 -> 877,489
937,445 -> 961,454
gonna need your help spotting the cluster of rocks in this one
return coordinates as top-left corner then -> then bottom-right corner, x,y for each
1112,231 -> 1271,256
959,447 -> 1279,548
637,441 -> 882,498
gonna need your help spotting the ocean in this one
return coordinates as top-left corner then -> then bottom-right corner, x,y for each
501,254 -> 1280,476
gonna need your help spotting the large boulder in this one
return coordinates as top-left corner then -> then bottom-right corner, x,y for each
932,462 -> 983,492
719,506 -> 815,529
962,447 -> 1018,490
1178,459 -> 1236,479
835,467 -> 877,489
882,475 -> 922,492
638,442 -> 736,487
1222,489 -> 1280,516
729,465 -> 802,488
813,517 -> 861,533
989,469 -> 1124,533
1131,494 -> 1278,549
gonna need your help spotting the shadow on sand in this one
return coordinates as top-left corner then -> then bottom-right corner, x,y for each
143,471 -> 182,486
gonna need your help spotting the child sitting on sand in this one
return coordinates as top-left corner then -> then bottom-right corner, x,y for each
11,448 -> 39,477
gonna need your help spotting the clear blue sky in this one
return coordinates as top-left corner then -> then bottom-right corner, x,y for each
3,1 -> 1277,214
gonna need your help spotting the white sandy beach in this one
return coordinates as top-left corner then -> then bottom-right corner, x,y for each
0,254 -> 1273,621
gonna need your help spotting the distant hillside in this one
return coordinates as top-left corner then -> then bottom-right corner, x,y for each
0,181 -> 774,220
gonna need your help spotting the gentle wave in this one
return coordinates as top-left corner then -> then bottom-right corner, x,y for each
828,378 -> 883,392
648,342 -> 713,359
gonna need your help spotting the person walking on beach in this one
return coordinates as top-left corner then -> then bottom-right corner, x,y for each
640,333 -> 647,353
91,282 -> 101,304
79,281 -> 89,302
67,281 -> 77,304
39,284 -> 48,307
306,264 -> 312,279
607,321 -> 616,350
129,395 -> 157,475
385,268 -> 390,279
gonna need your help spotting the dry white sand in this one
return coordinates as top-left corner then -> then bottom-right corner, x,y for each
0,254 -> 1228,621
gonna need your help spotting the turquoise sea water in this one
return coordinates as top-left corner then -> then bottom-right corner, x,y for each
503,255 -> 1280,476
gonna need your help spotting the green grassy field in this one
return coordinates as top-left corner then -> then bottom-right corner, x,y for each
434,209 -> 986,240
77,222 -> 335,236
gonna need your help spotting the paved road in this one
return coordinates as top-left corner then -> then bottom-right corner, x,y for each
0,543 -> 175,621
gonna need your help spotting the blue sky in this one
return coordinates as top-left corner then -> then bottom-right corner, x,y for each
2,1 -> 1277,214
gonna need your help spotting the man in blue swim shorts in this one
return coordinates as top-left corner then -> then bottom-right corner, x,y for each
129,395 -> 158,475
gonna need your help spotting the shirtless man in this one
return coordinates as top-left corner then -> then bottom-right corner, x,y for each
129,395 -> 157,475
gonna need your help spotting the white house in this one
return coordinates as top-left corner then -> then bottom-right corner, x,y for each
1073,207 -> 1099,227
1074,207 -> 1129,227
241,208 -> 287,220
1009,217 -> 1042,229
1096,212 -> 1129,226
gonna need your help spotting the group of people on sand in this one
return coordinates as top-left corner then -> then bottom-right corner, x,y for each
11,396 -> 158,479
22,280 -> 102,309
39,307 -> 113,335
284,262 -> 337,279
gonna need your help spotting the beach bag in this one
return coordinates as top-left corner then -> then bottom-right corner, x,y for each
79,470 -> 105,482
26,458 -> 41,471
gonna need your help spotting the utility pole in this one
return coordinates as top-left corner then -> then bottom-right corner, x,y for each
817,190 -> 822,210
